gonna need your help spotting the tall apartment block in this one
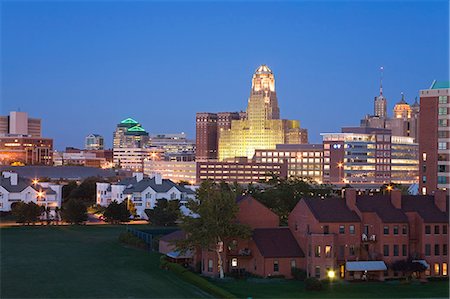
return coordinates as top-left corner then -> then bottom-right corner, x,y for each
419,81 -> 450,195
0,111 -> 52,165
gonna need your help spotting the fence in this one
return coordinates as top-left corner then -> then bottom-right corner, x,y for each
126,226 -> 153,251
125,226 -> 179,251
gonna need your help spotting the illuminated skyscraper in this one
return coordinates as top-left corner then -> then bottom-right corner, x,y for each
218,65 -> 307,160
374,67 -> 387,118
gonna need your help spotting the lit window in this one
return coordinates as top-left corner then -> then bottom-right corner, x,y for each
325,245 -> 332,258
434,263 -> 440,275
231,258 -> 238,267
443,263 -> 448,276
315,245 -> 321,257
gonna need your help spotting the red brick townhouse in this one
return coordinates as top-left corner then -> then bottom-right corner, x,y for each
288,189 -> 449,280
200,195 -> 305,278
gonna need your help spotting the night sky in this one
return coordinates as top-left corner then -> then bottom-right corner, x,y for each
2,1 -> 448,150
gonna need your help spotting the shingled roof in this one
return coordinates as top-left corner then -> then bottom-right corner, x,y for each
160,230 -> 186,242
0,175 -> 33,193
303,198 -> 360,223
356,195 -> 408,223
253,228 -> 304,258
402,195 -> 448,223
122,177 -> 195,195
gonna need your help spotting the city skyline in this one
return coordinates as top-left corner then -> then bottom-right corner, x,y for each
2,1 -> 449,150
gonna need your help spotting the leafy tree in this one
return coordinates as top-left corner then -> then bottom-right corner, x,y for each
145,199 -> 180,226
61,199 -> 88,224
251,177 -> 334,225
11,202 -> 42,225
103,200 -> 130,224
127,199 -> 137,218
68,177 -> 103,205
391,259 -> 427,279
62,181 -> 78,202
177,180 -> 251,279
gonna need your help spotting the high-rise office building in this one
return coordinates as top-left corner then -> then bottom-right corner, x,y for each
321,127 -> 418,186
195,113 -> 218,161
113,118 -> 150,149
85,134 -> 104,150
0,111 -> 41,137
218,65 -> 308,160
419,81 -> 450,194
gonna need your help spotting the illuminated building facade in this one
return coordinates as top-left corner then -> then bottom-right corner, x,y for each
0,136 -> 53,166
218,65 -> 308,161
254,144 -> 323,183
113,148 -> 152,172
196,157 -> 287,184
85,134 -> 104,150
419,81 -> 450,194
143,160 -> 196,184
113,118 -> 150,149
322,127 -> 418,186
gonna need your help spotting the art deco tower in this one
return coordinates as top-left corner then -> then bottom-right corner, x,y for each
218,65 -> 307,160
374,67 -> 387,118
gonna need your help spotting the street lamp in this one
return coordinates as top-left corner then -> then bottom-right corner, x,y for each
327,269 -> 336,279
337,162 -> 343,183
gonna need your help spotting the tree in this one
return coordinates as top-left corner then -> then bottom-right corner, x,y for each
61,199 -> 88,224
127,199 -> 137,218
103,201 -> 130,224
177,181 -> 251,279
11,202 -> 42,225
67,177 -> 103,206
62,181 -> 78,202
391,259 -> 427,280
145,199 -> 180,226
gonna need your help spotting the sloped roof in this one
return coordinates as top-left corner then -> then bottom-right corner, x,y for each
122,177 -> 195,195
402,195 -> 448,223
430,81 -> 450,89
253,228 -> 304,258
356,195 -> 408,223
303,198 -> 360,223
160,230 -> 186,242
0,175 -> 33,193
120,118 -> 139,124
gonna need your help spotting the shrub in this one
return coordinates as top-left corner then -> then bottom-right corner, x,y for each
165,262 -> 236,299
291,267 -> 307,281
118,232 -> 147,249
305,277 -> 323,291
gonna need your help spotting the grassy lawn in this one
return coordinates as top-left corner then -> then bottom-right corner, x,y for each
211,277 -> 449,298
0,225 -> 211,298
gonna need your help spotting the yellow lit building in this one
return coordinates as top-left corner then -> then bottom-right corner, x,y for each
218,65 -> 307,161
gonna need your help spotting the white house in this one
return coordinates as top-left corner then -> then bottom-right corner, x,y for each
96,173 -> 196,219
0,171 -> 62,212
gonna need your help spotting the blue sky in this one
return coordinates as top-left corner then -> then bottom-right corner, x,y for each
2,0 -> 449,150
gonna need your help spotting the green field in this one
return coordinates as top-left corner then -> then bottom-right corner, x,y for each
0,225 -> 210,298
211,277 -> 449,298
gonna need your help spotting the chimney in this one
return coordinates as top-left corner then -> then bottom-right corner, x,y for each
434,189 -> 448,213
10,173 -> 18,186
133,172 -> 144,182
390,189 -> 402,209
155,173 -> 162,185
345,188 -> 357,211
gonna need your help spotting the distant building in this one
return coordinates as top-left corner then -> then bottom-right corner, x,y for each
143,160 -> 196,184
0,111 -> 52,166
196,157 -> 287,184
419,81 -> 450,194
254,144 -> 323,183
113,148 -> 152,172
218,65 -> 308,160
150,133 -> 196,161
85,134 -> 104,150
360,72 -> 419,142
0,111 -> 41,137
113,118 -> 150,149
53,148 -> 113,168
0,171 -> 62,212
96,173 -> 196,219
321,127 -> 418,186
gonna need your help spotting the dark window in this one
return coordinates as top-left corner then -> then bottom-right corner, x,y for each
443,244 -> 448,256
384,226 -> 389,235
435,225 -> 440,234
393,245 -> 399,256
383,245 -> 389,256
339,245 -> 345,259
402,225 -> 407,235
349,245 -> 355,256
349,225 -> 355,235
425,225 -> 431,234
393,226 -> 399,235
339,225 -> 345,234
315,266 -> 321,278
208,259 -> 213,272
402,244 -> 407,256
425,244 -> 431,256
273,260 -> 279,272
323,225 -> 329,234
435,244 -> 440,256
443,225 -> 448,235
364,225 -> 369,235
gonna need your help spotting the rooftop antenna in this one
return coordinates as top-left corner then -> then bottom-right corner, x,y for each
379,66 -> 384,96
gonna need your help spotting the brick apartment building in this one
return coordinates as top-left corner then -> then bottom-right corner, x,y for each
160,190 -> 448,280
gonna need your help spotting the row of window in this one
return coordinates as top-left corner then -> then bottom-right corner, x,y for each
425,244 -> 448,256
383,225 -> 408,235
383,244 -> 408,257
425,225 -> 448,235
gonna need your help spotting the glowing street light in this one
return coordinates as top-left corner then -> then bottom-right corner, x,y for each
32,179 -> 39,185
327,269 -> 336,279
337,162 -> 344,183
